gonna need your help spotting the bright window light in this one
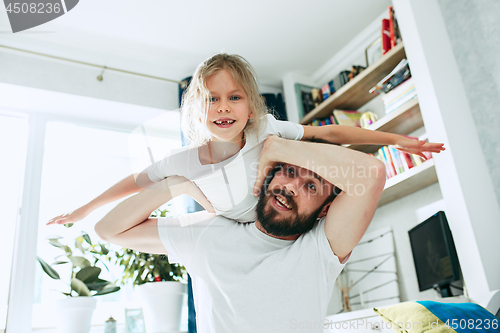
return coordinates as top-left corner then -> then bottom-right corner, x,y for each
0,115 -> 29,331
33,121 -> 182,328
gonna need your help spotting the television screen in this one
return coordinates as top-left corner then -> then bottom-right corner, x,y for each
408,211 -> 460,296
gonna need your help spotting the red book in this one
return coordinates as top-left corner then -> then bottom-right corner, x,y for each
389,7 -> 396,48
401,152 -> 415,170
382,19 -> 391,54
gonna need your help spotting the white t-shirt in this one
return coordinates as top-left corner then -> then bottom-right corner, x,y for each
148,114 -> 304,222
157,211 -> 347,333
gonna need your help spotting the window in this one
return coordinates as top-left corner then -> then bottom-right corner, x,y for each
33,121 -> 182,328
0,115 -> 29,331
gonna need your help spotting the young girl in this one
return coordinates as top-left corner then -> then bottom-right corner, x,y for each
48,53 -> 444,225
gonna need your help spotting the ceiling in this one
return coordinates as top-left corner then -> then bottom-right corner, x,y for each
0,0 -> 392,87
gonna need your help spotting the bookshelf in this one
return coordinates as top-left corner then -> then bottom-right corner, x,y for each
297,42 -> 437,207
346,98 -> 422,153
378,159 -> 438,207
299,43 -> 406,125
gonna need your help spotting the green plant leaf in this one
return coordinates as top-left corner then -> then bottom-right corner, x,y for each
75,266 -> 101,283
71,278 -> 91,296
82,233 -> 92,245
63,223 -> 74,228
49,239 -> 66,249
75,237 -> 85,254
86,280 -> 110,291
100,245 -> 109,255
68,256 -> 91,268
37,256 -> 60,280
51,261 -> 69,265
94,284 -> 120,296
47,235 -> 63,241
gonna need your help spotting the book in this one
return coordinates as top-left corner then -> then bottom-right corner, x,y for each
311,88 -> 323,107
389,7 -> 396,49
301,91 -> 315,115
330,115 -> 338,125
294,84 -> 316,120
400,151 -> 415,171
382,18 -> 391,54
370,59 -> 411,95
379,146 -> 396,178
332,110 -> 363,127
328,80 -> 336,95
321,83 -> 331,100
388,146 -> 405,174
381,77 -> 415,106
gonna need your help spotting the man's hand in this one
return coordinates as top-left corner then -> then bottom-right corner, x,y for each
253,136 -> 282,197
393,137 -> 445,159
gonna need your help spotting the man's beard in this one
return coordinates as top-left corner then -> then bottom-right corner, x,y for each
255,188 -> 324,238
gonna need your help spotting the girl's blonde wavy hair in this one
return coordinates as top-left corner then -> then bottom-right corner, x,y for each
181,53 -> 268,145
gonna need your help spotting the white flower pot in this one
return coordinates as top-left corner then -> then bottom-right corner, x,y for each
54,296 -> 97,333
137,281 -> 187,333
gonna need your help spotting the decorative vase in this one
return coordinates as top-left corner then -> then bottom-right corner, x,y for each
54,296 -> 97,333
137,281 -> 187,332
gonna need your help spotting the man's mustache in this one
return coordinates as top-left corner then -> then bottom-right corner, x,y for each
266,188 -> 297,211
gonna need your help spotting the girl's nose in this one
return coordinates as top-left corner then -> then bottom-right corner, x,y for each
218,100 -> 230,113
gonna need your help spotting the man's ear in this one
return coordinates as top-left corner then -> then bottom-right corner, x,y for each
318,202 -> 332,218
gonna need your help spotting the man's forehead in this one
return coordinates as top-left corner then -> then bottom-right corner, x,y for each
282,164 -> 330,185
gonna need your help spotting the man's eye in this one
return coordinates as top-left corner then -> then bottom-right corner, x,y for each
230,95 -> 241,101
286,167 -> 295,175
308,183 -> 317,192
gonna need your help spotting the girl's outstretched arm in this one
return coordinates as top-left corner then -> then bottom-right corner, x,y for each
302,124 -> 445,158
47,172 -> 155,225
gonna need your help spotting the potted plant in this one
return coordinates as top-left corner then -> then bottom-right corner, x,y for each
114,209 -> 187,333
37,231 -> 120,333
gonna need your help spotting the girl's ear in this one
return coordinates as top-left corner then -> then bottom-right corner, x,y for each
248,111 -> 254,119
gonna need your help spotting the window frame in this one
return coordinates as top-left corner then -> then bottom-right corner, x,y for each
1,82 -> 180,332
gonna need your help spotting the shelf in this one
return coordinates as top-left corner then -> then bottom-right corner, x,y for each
378,159 -> 438,207
346,98 -> 423,153
300,43 -> 406,125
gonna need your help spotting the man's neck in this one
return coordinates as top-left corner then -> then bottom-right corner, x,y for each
254,220 -> 300,241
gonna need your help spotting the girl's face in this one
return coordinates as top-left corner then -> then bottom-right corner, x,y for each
204,69 -> 253,146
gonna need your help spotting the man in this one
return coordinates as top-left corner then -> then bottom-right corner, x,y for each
95,136 -> 386,332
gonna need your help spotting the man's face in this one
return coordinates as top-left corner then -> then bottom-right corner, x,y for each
256,164 -> 335,237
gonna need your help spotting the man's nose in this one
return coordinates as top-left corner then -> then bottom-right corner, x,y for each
283,178 -> 301,196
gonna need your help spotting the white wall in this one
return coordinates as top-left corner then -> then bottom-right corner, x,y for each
436,0 -> 500,208
0,48 -> 179,111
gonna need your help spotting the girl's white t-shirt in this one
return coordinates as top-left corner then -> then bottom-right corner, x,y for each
148,114 -> 304,222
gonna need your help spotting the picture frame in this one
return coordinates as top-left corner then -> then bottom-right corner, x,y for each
365,37 -> 382,67
125,308 -> 146,333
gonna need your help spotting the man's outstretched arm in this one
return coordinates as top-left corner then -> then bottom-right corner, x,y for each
254,136 -> 386,262
94,176 -> 212,254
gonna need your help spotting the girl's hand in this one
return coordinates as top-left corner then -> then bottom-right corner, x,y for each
393,138 -> 445,159
47,206 -> 89,225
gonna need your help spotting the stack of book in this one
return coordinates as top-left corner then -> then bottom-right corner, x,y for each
381,77 -> 417,114
371,144 -> 432,179
310,110 -> 364,127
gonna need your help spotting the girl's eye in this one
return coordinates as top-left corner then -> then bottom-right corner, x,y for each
209,97 -> 217,103
230,95 -> 241,101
